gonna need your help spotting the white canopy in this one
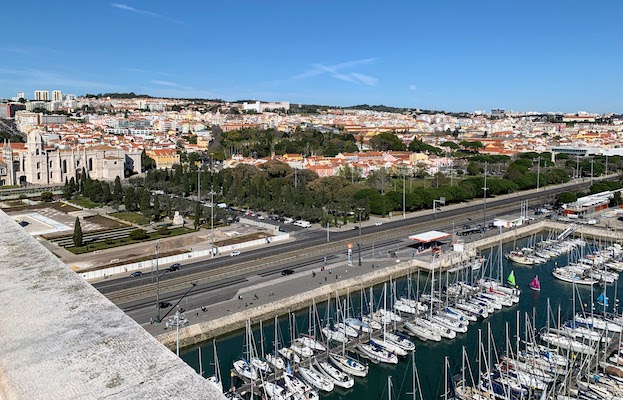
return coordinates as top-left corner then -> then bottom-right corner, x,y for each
408,230 -> 451,243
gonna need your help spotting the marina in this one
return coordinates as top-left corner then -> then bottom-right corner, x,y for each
176,223 -> 623,399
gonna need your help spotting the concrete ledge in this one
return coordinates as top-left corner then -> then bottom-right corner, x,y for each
0,210 -> 224,400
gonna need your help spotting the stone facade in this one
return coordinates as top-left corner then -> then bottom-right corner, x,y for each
1,132 -> 141,186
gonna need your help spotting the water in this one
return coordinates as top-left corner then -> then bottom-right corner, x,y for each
181,234 -> 622,399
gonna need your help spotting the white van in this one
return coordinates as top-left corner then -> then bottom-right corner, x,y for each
294,220 -> 312,228
283,217 -> 294,224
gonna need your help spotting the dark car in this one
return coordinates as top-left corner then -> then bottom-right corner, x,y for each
158,301 -> 173,309
278,226 -> 286,232
166,263 -> 182,272
130,271 -> 143,277
281,269 -> 295,276
18,220 -> 30,227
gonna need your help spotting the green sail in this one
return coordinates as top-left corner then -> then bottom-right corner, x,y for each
506,270 -> 516,286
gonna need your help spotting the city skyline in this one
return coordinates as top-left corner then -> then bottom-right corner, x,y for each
1,1 -> 623,113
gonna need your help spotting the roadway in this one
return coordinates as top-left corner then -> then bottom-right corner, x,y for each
98,177 -> 605,326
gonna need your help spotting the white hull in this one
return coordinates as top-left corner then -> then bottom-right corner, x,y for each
328,353 -> 368,377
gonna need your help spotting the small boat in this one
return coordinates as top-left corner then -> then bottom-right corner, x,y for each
232,359 -> 258,380
290,342 -> 314,359
294,337 -> 326,352
298,366 -> 334,392
369,338 -> 408,357
251,357 -> 271,375
384,331 -> 416,352
328,353 -> 368,377
403,321 -> 441,342
321,327 -> 348,344
506,270 -> 516,287
279,347 -> 301,364
529,275 -> 541,291
263,381 -> 286,400
314,359 -> 354,389
266,353 -> 285,371
356,343 -> 398,364
283,372 -> 319,400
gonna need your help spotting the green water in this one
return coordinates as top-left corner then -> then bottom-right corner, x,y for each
181,237 -> 622,399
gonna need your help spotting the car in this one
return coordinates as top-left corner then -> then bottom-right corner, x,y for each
165,263 -> 181,273
17,220 -> 29,227
230,250 -> 241,256
462,224 -> 471,229
374,221 -> 383,226
257,215 -> 265,220
281,269 -> 295,276
158,301 -> 172,309
130,271 -> 143,277
278,226 -> 286,232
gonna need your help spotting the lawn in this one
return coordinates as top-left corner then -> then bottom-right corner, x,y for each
68,196 -> 102,209
110,211 -> 150,225
68,227 -> 194,254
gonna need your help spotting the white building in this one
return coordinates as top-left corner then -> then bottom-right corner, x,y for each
52,90 -> 63,102
242,101 -> 290,113
34,90 -> 50,101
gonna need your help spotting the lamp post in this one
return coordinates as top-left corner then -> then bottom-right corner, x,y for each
356,207 -> 365,266
536,156 -> 540,192
433,197 -> 445,218
154,240 -> 161,322
209,187 -> 217,257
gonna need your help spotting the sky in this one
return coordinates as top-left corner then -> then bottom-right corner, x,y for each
1,1 -> 622,113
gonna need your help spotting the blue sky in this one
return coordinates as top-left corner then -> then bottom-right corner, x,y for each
1,1 -> 622,112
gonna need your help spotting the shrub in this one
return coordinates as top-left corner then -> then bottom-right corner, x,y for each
129,229 -> 149,240
157,226 -> 171,236
40,191 -> 53,202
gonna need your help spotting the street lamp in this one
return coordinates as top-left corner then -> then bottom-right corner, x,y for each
154,240 -> 162,323
433,197 -> 445,218
209,187 -> 217,257
356,207 -> 365,266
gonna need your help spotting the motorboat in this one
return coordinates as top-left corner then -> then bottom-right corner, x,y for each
328,353 -> 368,377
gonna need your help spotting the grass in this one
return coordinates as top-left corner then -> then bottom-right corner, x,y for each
110,212 -> 150,225
68,196 -> 102,209
67,227 -> 194,254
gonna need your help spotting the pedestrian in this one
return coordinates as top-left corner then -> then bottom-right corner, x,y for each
336,275 -> 338,280
324,276 -> 327,282
329,269 -> 332,274
238,295 -> 243,300
195,312 -> 199,318
245,303 -> 248,307
312,271 -> 316,278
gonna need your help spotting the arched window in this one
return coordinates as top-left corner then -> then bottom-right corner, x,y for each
62,160 -> 67,173
37,172 -> 41,180
36,162 -> 40,169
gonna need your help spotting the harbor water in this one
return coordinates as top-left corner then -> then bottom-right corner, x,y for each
180,234 -> 623,399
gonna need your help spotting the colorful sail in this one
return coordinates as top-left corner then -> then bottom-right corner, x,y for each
597,292 -> 609,307
529,275 -> 540,291
506,270 -> 516,287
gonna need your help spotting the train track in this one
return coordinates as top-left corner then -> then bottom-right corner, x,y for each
103,201 -> 520,304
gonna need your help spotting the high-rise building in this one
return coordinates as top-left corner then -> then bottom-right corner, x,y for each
17,92 -> 24,100
52,90 -> 62,102
34,90 -> 50,101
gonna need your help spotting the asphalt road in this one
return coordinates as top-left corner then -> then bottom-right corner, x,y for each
96,177 -> 606,324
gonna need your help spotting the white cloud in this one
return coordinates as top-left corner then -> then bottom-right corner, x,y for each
289,58 -> 378,86
150,80 -> 180,87
409,84 -> 417,91
110,3 -> 182,24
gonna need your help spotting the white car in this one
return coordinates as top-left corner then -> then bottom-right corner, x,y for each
257,215 -> 265,220
375,221 -> 383,226
230,250 -> 241,256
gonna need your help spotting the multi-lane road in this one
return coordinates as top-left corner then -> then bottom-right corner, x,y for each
92,177 -> 606,324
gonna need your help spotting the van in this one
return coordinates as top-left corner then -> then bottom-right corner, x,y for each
283,217 -> 294,224
294,220 -> 311,228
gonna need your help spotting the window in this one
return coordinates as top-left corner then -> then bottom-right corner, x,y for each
37,172 -> 41,180
62,160 -> 67,173
36,162 -> 40,169
88,158 -> 93,171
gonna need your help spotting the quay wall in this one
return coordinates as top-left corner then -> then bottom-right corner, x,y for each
156,221 -> 623,350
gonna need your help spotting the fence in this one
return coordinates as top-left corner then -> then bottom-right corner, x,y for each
80,233 -> 290,281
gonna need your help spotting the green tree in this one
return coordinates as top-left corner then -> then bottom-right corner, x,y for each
113,176 -> 123,203
556,192 -> 577,205
129,229 -> 149,240
73,217 -> 83,247
63,178 -> 72,199
40,191 -> 53,202
153,196 -> 161,221
369,133 -> 406,151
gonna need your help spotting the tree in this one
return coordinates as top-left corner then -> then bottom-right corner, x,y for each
556,192 -> 577,205
113,176 -> 123,203
369,133 -> 406,151
129,229 -> 149,240
40,191 -> 53,202
153,196 -> 161,221
63,178 -> 72,199
73,217 -> 83,247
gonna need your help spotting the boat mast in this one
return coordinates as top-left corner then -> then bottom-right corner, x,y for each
430,254 -> 435,319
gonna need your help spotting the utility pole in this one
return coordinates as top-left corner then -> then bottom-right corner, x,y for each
155,240 -> 161,322
483,161 -> 488,230
536,156 -> 540,192
402,168 -> 406,219
210,188 -> 216,257
576,155 -> 580,180
590,158 -> 594,185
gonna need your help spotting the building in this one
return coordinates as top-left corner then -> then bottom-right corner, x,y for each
0,132 -> 142,186
0,103 -> 26,118
52,90 -> 62,102
17,91 -> 24,100
491,108 -> 505,118
242,101 -> 290,113
40,115 -> 67,125
146,149 -> 180,169
34,90 -> 50,101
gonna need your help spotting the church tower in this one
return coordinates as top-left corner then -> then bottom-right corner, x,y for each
2,140 -> 15,185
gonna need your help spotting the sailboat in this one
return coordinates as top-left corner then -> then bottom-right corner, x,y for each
529,275 -> 541,292
506,270 -> 516,287
233,320 -> 258,380
206,340 -> 223,393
